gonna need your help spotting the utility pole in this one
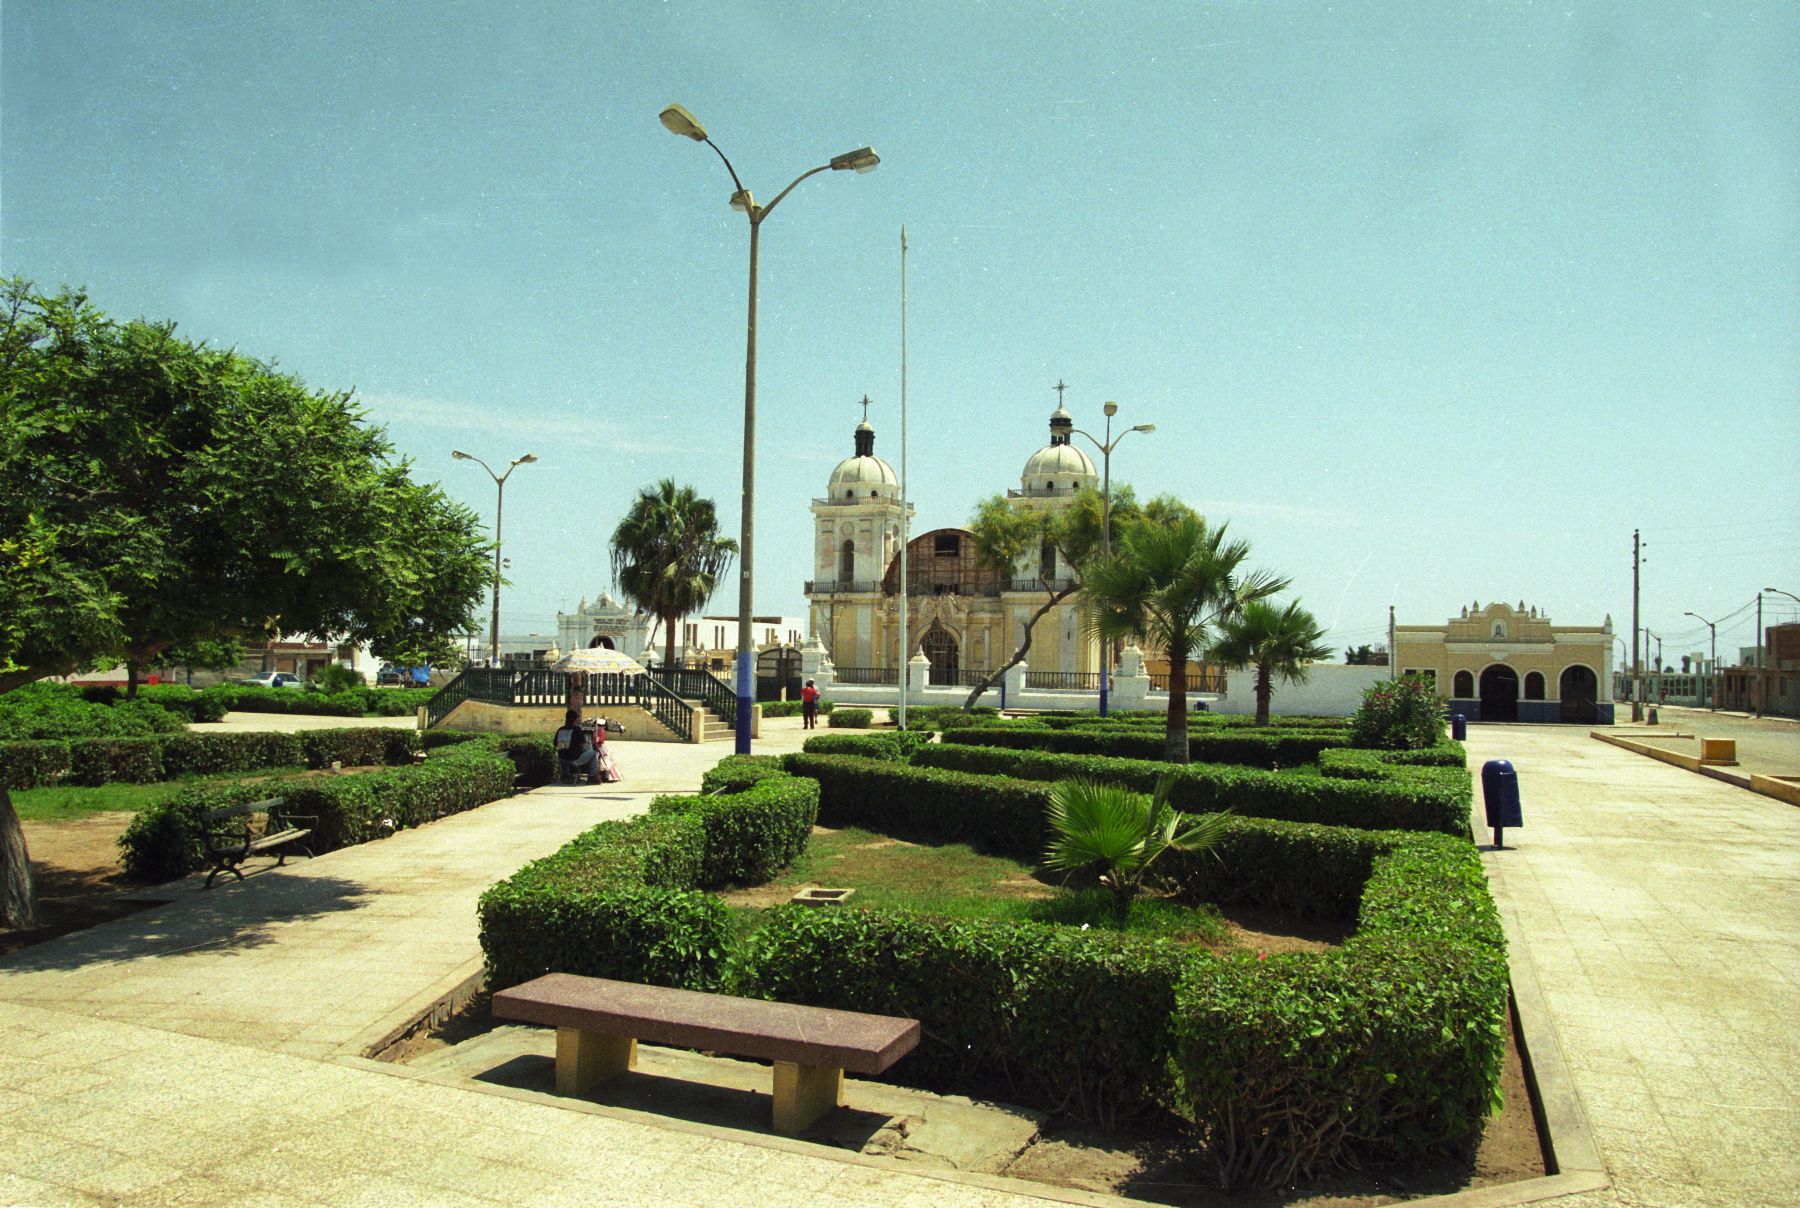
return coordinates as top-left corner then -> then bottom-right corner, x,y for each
1755,590 -> 1764,717
1631,529 -> 1642,722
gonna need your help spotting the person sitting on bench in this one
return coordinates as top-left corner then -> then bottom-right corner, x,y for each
553,708 -> 598,783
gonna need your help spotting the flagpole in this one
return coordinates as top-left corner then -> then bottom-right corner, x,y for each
897,225 -> 909,730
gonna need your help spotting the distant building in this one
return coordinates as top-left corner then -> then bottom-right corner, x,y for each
1392,601 -> 1614,724
1714,623 -> 1800,717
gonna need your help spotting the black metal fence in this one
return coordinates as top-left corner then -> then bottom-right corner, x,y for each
423,667 -> 696,742
833,666 -> 899,686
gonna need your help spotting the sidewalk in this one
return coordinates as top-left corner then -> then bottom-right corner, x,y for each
2,720 -> 1049,1205
1465,724 -> 1800,1207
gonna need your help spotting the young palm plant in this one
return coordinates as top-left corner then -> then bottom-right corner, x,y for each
1042,774 -> 1231,915
1083,515 -> 1286,761
1209,599 -> 1333,726
607,480 -> 738,671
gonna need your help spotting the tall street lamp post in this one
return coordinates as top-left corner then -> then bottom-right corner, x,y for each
452,450 -> 537,665
1683,611 -> 1718,709
659,103 -> 879,755
1071,400 -> 1155,716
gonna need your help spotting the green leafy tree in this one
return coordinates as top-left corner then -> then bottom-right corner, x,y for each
608,480 -> 738,673
960,485 -> 1123,709
1042,774 -> 1229,912
0,278 -> 491,927
1210,600 -> 1333,726
1084,515 -> 1285,761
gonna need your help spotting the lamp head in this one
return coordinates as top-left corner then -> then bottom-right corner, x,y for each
452,450 -> 471,461
1103,401 -> 1118,418
659,104 -> 708,141
830,146 -> 880,173
729,189 -> 754,213
515,453 -> 538,466
1133,423 -> 1156,434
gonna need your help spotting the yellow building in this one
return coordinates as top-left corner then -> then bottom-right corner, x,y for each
1392,601 -> 1614,724
805,406 -> 1100,686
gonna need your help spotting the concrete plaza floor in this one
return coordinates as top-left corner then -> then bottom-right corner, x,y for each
1466,723 -> 1800,1207
0,718 -> 1049,1206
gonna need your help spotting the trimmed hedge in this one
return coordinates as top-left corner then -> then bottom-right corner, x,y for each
799,731 -> 933,762
70,737 -> 165,786
117,739 -> 519,880
826,707 -> 874,729
296,727 -> 420,770
0,740 -> 73,790
758,699 -> 836,719
478,768 -> 821,992
783,753 -> 1049,858
205,684 -> 435,718
942,724 -> 1356,769
913,743 -> 1471,836
0,684 -> 189,740
160,732 -> 303,778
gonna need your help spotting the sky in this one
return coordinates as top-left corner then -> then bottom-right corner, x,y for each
4,0 -> 1796,666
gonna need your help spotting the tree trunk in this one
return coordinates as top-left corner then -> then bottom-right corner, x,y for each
663,613 -> 678,675
1,788 -> 35,930
963,585 -> 1077,710
1165,654 -> 1190,763
1255,664 -> 1271,726
126,660 -> 140,700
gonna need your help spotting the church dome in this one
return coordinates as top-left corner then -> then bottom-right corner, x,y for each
1020,404 -> 1097,493
826,409 -> 900,501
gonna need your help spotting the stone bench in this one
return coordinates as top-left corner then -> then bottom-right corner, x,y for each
492,973 -> 920,1135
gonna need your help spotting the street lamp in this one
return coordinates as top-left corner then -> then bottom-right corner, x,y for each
452,450 -> 537,665
1071,399 -> 1156,716
660,102 -> 879,755
1683,611 -> 1718,710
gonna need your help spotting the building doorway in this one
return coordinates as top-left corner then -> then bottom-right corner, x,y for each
1559,665 -> 1598,724
1479,665 -> 1519,722
588,635 -> 616,650
921,622 -> 959,685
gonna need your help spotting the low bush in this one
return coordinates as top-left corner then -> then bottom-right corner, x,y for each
136,685 -> 231,723
700,755 -> 790,793
0,740 -> 72,790
296,727 -> 420,770
69,737 -> 166,786
159,731 -> 304,778
310,663 -> 366,693
783,753 -> 1050,858
116,782 -> 259,882
914,743 -> 1471,836
895,704 -> 999,731
799,731 -> 932,761
495,734 -> 556,786
1349,675 -> 1446,750
827,707 -> 873,729
942,724 -> 1354,769
205,684 -> 435,718
0,683 -> 189,740
758,699 -> 836,719
650,773 -> 819,887
421,729 -> 486,750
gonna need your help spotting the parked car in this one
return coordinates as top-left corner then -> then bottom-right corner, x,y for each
376,665 -> 402,686
237,672 -> 304,689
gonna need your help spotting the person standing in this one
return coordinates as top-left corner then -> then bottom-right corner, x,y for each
801,679 -> 820,730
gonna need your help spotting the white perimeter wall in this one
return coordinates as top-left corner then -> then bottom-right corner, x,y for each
1212,663 -> 1388,718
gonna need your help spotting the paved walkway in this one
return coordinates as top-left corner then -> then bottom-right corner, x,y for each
1607,707 -> 1800,781
1466,724 -> 1800,1207
1,720 -> 1047,1206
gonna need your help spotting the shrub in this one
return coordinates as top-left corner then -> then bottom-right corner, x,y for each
895,704 -> 999,731
650,773 -> 819,887
759,699 -> 835,719
799,731 -> 931,761
421,729 -> 486,750
1349,675 -> 1446,750
913,743 -> 1471,836
137,685 -> 230,723
310,663 -> 366,693
783,753 -> 1050,859
495,734 -> 555,786
297,727 -> 420,770
942,724 -> 1353,769
69,737 -> 165,786
699,755 -> 789,793
118,782 -> 269,881
729,906 -> 1188,1125
827,707 -> 873,729
0,683 -> 188,740
159,732 -> 304,778
0,740 -> 72,790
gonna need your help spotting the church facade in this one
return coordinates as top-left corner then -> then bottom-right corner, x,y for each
804,405 -> 1101,683
1392,601 -> 1614,724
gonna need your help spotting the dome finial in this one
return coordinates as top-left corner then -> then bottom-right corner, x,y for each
853,394 -> 875,457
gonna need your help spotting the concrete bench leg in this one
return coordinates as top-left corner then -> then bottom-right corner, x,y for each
771,1061 -> 843,1135
556,1027 -> 635,1096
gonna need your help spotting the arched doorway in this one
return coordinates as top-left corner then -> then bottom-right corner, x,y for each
588,635 -> 616,650
1523,671 -> 1545,700
921,621 -> 959,685
1559,665 -> 1598,724
1453,669 -> 1474,699
1479,665 -> 1519,722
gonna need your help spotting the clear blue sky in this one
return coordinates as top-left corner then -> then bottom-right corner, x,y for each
5,1 -> 1796,664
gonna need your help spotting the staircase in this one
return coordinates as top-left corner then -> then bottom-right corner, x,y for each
694,706 -> 733,743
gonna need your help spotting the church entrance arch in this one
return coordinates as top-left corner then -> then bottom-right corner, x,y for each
1559,665 -> 1598,724
1479,665 -> 1518,722
921,621 -> 960,686
588,635 -> 616,650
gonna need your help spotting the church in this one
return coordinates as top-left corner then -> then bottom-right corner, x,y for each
804,403 -> 1102,684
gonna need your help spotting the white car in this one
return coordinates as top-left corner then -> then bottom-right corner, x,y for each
238,672 -> 304,689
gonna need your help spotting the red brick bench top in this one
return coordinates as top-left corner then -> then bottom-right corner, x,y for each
492,973 -> 921,1076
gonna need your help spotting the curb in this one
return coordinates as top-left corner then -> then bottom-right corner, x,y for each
1590,731 -> 1800,807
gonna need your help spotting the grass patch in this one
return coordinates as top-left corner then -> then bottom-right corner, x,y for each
719,825 -> 1231,946
11,766 -> 311,822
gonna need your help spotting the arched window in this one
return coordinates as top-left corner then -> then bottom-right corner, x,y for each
1492,621 -> 1506,639
1524,671 -> 1545,700
870,490 -> 879,498
1039,540 -> 1056,582
1453,670 -> 1474,698
839,539 -> 854,581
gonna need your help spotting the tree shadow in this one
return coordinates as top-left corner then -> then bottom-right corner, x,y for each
0,866 -> 373,973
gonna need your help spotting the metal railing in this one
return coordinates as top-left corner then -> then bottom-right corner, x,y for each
804,579 -> 883,595
834,666 -> 900,686
930,667 -> 996,688
423,667 -> 696,742
647,665 -> 737,727
1005,577 -> 1076,594
1025,671 -> 1102,692
1149,671 -> 1228,694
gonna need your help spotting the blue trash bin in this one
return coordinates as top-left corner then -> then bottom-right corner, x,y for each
1451,713 -> 1467,741
1480,759 -> 1522,847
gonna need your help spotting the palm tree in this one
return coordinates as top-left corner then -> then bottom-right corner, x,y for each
1042,775 -> 1230,912
1083,515 -> 1285,762
607,480 -> 738,672
1210,600 -> 1333,726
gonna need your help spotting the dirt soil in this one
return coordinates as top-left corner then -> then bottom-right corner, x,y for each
1,811 -> 155,955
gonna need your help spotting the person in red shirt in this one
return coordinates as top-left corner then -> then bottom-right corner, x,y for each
801,679 -> 820,730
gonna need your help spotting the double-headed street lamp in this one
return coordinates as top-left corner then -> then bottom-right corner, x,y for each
659,102 -> 879,755
452,450 -> 537,665
1071,399 -> 1155,716
1683,611 -> 1718,710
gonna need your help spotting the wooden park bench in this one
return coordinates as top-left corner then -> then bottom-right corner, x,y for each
493,973 -> 920,1135
200,797 -> 315,889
